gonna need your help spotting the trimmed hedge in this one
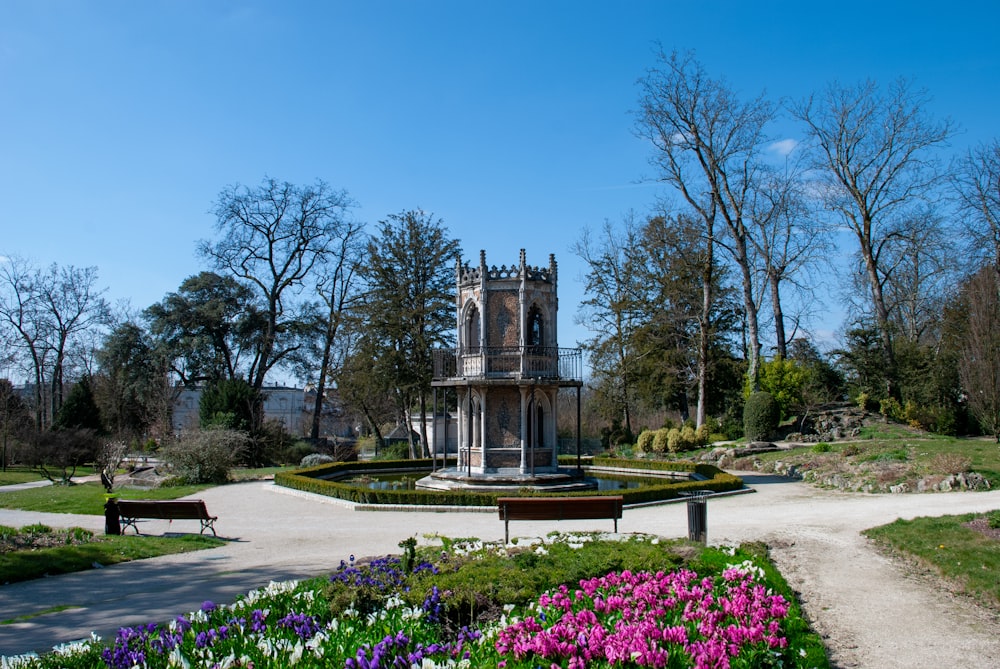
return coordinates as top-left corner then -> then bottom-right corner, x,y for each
744,391 -> 780,441
273,458 -> 743,507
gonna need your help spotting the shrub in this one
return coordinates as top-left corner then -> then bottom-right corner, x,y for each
855,392 -> 877,412
811,442 -> 832,453
928,453 -> 972,476
301,453 -> 335,468
374,442 -> 410,461
160,428 -> 249,484
280,439 -> 315,466
651,428 -> 670,454
756,357 -> 807,418
680,425 -> 699,451
988,510 -> 1000,529
743,391 -> 780,442
636,430 -> 655,453
879,397 -> 903,422
666,428 -> 682,453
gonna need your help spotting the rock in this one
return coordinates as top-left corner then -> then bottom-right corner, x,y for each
964,472 -> 991,490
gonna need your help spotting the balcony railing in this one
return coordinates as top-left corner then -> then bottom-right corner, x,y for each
433,346 -> 582,382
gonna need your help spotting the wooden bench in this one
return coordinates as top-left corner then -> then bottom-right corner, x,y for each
497,495 -> 623,543
114,499 -> 218,536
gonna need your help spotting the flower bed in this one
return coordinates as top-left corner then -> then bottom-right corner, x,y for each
2,534 -> 827,669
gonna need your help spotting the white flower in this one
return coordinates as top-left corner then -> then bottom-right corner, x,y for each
1,654 -> 40,669
167,647 -> 191,668
289,640 -> 304,664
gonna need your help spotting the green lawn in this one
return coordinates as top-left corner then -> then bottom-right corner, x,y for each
863,512 -> 1000,609
0,468 -> 44,486
0,481 -> 212,515
0,524 -> 224,587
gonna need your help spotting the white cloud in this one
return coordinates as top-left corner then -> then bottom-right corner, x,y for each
768,138 -> 799,157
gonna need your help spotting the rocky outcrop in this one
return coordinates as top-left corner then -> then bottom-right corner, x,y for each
784,403 -> 872,442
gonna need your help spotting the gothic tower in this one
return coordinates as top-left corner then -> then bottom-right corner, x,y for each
432,249 -> 582,476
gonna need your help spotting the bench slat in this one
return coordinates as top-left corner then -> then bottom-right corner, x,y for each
497,496 -> 623,542
114,500 -> 217,536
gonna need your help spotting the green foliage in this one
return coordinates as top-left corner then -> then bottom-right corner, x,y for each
988,510 -> 1000,530
144,271 -> 263,385
753,357 -> 807,418
159,428 -> 249,484
93,322 -> 170,439
635,429 -> 656,453
651,428 -> 670,453
52,376 -> 103,432
742,391 -> 780,441
374,442 -> 411,460
879,397 -> 904,422
788,338 -> 847,405
664,425 -> 704,453
811,442 -> 832,453
199,379 -> 261,432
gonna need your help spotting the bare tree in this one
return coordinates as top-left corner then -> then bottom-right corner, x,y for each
953,139 -> 1000,288
0,258 -> 109,428
36,264 -> 110,420
200,177 -> 356,393
636,48 -> 774,393
793,79 -> 954,395
305,218 -> 366,440
0,256 -> 49,428
572,216 -> 643,435
958,267 -> 1000,441
880,207 -> 957,343
749,162 -> 828,358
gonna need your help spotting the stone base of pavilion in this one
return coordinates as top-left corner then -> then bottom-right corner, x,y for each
415,467 -> 597,492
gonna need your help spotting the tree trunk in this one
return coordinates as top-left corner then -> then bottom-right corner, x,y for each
734,235 -> 762,391
770,270 -> 787,359
860,239 -> 897,397
418,392 -> 431,458
695,238 -> 714,428
310,320 -> 336,440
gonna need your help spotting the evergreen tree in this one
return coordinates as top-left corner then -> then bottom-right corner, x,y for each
52,376 -> 103,433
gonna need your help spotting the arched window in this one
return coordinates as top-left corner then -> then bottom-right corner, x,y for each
465,304 -> 481,353
527,395 -> 545,448
527,305 -> 544,349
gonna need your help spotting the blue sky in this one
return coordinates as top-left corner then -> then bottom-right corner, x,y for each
2,1 -> 998,370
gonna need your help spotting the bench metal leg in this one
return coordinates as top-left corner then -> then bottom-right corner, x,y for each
200,519 -> 217,536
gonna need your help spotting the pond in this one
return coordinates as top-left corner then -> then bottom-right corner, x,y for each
336,471 -> 678,492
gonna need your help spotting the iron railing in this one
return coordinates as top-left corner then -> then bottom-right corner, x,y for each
433,346 -> 582,382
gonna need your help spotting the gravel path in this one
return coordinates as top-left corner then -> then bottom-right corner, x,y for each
2,474 -> 1000,665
